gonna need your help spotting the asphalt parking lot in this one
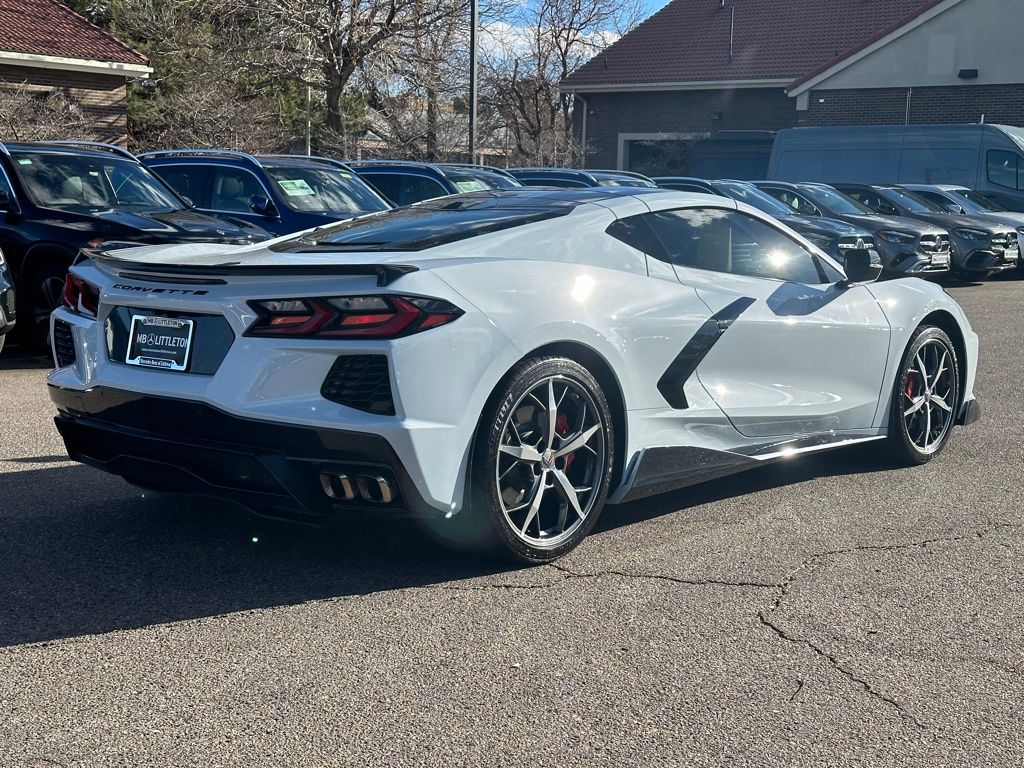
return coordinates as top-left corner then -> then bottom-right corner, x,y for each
0,275 -> 1022,767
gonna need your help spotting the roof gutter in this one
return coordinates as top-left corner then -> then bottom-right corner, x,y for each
0,50 -> 152,77
561,78 -> 792,94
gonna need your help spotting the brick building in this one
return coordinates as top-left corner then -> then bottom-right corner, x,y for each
0,0 -> 151,144
561,0 -> 1024,173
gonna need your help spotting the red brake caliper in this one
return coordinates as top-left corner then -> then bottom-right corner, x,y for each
906,371 -> 915,399
555,413 -> 577,472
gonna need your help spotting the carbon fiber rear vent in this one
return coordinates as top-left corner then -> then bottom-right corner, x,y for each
320,355 -> 395,415
53,319 -> 76,367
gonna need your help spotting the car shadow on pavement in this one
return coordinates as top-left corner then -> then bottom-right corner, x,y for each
0,445 -> 899,649
0,349 -> 52,371
600,442 -> 897,531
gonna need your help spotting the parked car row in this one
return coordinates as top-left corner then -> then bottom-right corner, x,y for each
1,138 -> 1016,356
0,142 -> 275,350
651,172 -> 1021,280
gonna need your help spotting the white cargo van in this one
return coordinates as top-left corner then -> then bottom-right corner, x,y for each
769,124 -> 1024,211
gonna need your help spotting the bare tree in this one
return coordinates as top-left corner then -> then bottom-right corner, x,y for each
0,83 -> 91,142
359,0 -> 473,159
207,0 -> 466,157
481,0 -> 641,165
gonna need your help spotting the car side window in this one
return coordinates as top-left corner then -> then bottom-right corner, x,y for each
359,172 -> 400,205
987,150 -> 1022,190
397,175 -> 448,204
845,188 -> 894,216
645,207 -> 827,284
916,190 -> 960,212
211,167 -> 266,213
769,189 -> 819,216
153,165 -> 211,208
606,215 -> 666,258
360,173 -> 447,206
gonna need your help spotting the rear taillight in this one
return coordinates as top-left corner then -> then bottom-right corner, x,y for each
246,295 -> 463,339
62,274 -> 100,318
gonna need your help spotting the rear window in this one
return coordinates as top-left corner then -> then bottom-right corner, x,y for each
273,199 -> 571,252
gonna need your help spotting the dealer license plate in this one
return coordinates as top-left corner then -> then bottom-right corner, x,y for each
126,315 -> 194,371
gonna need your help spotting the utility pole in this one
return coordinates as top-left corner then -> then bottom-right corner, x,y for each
468,0 -> 478,164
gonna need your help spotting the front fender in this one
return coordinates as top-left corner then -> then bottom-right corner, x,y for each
866,277 -> 978,427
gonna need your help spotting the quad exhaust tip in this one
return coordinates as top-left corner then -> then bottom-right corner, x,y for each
320,471 -> 395,505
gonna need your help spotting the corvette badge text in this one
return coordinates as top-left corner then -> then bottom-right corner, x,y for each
113,284 -> 209,296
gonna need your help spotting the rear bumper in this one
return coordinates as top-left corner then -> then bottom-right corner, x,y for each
49,385 -> 439,523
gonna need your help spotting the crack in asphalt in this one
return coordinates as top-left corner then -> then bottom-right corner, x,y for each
546,561 -> 778,590
754,522 -> 1019,731
758,612 -> 926,729
508,522 -> 1018,732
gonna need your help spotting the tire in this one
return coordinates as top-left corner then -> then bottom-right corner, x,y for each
885,325 -> 960,466
17,261 -> 68,354
437,356 -> 615,564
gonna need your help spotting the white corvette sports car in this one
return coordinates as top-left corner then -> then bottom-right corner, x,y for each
49,188 -> 980,562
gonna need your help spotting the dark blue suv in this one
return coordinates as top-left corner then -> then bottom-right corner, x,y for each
140,151 -> 391,236
0,141 -> 269,350
347,161 -> 521,206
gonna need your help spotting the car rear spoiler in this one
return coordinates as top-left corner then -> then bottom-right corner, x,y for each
80,249 -> 419,287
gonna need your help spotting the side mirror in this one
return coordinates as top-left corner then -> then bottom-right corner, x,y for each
842,249 -> 883,284
248,195 -> 278,217
180,195 -> 196,209
945,203 -> 965,215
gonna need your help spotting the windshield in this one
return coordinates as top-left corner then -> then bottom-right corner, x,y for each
799,185 -> 874,215
445,169 -> 521,192
884,187 -> 945,213
263,166 -> 390,213
11,151 -> 182,212
955,189 -> 1009,212
715,181 -> 792,216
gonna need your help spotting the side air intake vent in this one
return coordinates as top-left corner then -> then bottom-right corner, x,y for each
53,319 -> 77,367
320,355 -> 395,415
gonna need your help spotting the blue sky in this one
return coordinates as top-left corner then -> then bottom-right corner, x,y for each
641,0 -> 671,16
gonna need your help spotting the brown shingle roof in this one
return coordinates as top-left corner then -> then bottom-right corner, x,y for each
0,0 -> 148,65
562,0 -> 941,89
